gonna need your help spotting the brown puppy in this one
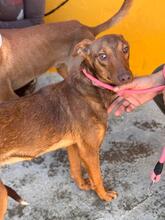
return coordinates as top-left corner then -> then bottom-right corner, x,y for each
0,180 -> 27,220
0,34 -> 132,203
0,0 -> 133,102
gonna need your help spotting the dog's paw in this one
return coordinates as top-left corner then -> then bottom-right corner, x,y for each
77,178 -> 93,191
99,190 -> 118,201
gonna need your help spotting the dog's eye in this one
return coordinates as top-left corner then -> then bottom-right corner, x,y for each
123,46 -> 129,54
98,53 -> 107,61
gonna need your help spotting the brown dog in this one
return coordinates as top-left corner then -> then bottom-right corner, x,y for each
0,0 -> 133,102
0,180 -> 27,220
0,34 -> 133,208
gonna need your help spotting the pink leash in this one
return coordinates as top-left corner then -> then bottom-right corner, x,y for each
82,66 -> 165,95
151,147 -> 165,183
81,66 -> 165,184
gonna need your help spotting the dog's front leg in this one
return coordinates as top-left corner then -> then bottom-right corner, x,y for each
0,181 -> 8,220
67,144 -> 92,190
77,138 -> 117,201
0,78 -> 18,102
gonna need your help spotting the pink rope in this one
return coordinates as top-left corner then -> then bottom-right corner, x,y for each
159,146 -> 165,164
151,147 -> 165,183
81,66 -> 165,95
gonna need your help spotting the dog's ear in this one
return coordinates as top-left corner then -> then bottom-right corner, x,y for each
72,39 -> 92,57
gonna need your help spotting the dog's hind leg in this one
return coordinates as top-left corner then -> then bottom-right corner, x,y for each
0,78 -> 18,102
67,144 -> 92,190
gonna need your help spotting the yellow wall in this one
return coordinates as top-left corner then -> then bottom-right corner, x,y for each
45,0 -> 165,76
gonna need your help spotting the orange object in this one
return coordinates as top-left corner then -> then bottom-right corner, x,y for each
45,0 -> 165,76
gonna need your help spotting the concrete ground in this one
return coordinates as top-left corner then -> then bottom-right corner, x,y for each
1,73 -> 165,220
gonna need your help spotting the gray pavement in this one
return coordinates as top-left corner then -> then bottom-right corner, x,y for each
1,73 -> 165,220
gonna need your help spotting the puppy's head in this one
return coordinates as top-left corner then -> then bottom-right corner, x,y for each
73,34 -> 133,85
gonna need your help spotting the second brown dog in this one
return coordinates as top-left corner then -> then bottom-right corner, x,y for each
0,0 -> 133,101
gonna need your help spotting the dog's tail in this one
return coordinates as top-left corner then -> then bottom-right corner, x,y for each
90,0 -> 133,36
5,185 -> 29,206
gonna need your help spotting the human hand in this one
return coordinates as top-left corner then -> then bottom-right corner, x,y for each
109,70 -> 165,116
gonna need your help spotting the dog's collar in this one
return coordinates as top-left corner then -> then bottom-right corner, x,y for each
81,68 -> 115,92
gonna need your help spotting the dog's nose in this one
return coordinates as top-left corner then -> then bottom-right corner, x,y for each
118,72 -> 132,83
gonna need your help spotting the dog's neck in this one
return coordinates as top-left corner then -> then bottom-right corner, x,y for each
67,62 -> 116,112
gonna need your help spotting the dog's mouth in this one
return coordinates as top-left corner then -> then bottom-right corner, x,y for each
96,74 -> 117,87
107,76 -> 118,86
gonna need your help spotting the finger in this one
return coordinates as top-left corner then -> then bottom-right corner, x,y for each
121,100 -> 131,107
107,97 -> 124,113
113,81 -> 136,92
116,102 -> 136,116
126,104 -> 136,112
120,95 -> 141,107
115,105 -> 126,116
115,100 -> 131,116
112,99 -> 131,116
